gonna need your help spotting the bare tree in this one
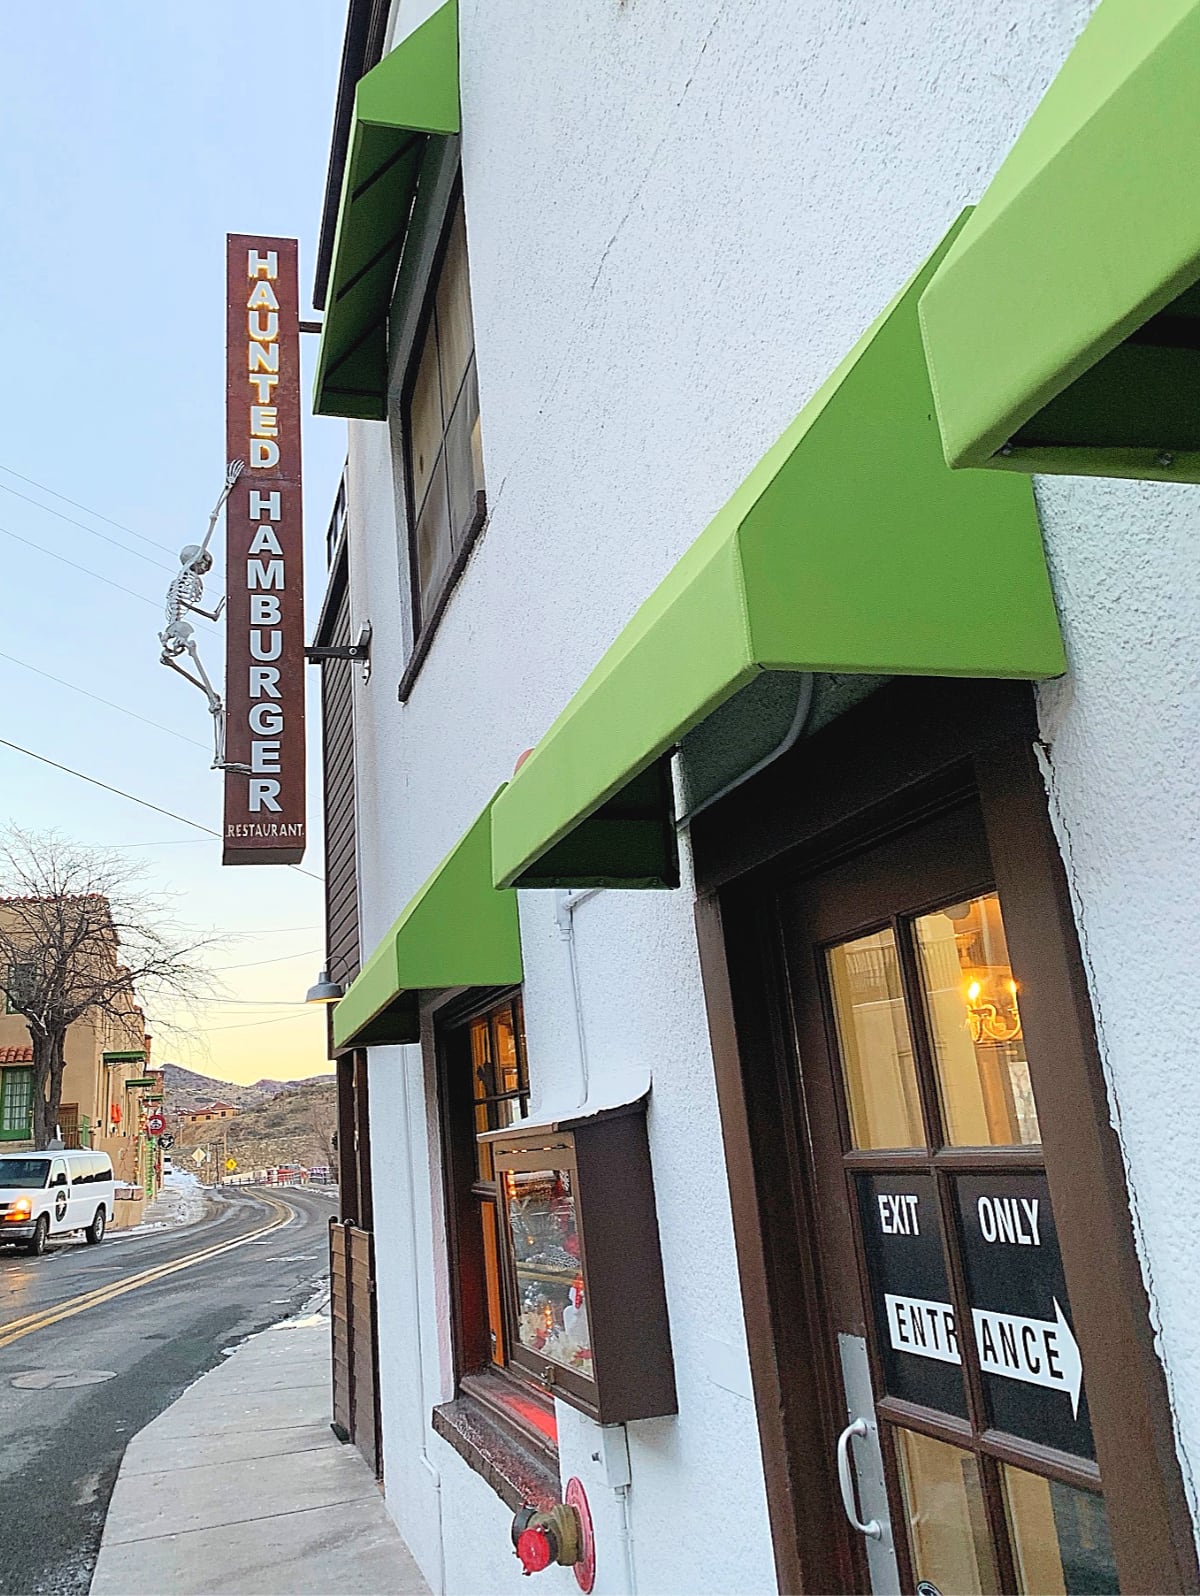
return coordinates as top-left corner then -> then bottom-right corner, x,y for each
0,829 -> 214,1148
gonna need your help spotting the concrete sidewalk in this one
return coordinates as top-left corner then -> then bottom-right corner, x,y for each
90,1313 -> 429,1596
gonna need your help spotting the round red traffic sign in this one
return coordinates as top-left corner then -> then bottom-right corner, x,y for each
145,1111 -> 166,1136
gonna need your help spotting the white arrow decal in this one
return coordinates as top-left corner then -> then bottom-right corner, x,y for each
883,1292 -> 1083,1416
972,1298 -> 1083,1418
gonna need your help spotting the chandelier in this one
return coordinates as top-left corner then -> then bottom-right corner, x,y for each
964,975 -> 1022,1045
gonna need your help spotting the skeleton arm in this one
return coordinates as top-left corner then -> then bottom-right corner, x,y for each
196,459 -> 245,565
156,459 -> 250,772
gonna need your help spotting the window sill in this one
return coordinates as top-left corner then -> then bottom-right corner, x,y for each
397,491 -> 487,703
431,1375 -> 559,1512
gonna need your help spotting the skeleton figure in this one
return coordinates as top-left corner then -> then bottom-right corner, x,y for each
159,460 -> 246,770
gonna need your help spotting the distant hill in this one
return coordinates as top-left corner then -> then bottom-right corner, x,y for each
161,1062 -> 334,1115
164,1068 -> 336,1177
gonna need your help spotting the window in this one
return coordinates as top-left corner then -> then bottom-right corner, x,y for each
314,500 -> 361,1021
0,1068 -> 33,1141
437,991 -> 559,1463
397,192 -> 486,669
469,997 -> 529,1370
5,965 -> 34,1015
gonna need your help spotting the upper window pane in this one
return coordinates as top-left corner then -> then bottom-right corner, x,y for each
827,928 -> 924,1149
444,360 -> 483,549
408,323 -> 444,519
914,893 -> 1040,1147
397,191 -> 486,649
493,1004 -> 521,1096
414,460 -> 453,617
435,204 -> 475,416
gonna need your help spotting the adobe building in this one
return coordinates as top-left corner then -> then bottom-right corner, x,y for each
0,1004 -> 155,1224
183,1101 -> 240,1125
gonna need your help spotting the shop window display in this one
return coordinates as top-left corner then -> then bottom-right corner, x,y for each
505,1167 -> 593,1381
486,1099 -> 676,1424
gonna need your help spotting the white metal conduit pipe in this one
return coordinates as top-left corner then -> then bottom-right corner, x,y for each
555,887 -> 640,1593
556,888 -> 601,1109
675,672 -> 814,828
396,1040 -> 446,1595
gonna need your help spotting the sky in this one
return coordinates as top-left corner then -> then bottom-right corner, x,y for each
0,4 -> 350,1083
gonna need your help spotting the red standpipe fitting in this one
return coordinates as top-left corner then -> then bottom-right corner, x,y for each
516,1526 -> 555,1575
511,1484 -> 594,1590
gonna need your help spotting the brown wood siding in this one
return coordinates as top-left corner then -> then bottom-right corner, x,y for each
330,1221 -> 352,1442
320,549 -> 360,992
328,1216 -> 381,1477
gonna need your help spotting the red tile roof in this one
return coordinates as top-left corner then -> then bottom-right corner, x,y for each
0,1045 -> 34,1063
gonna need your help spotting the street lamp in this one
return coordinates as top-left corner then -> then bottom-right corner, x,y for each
305,968 -> 344,1005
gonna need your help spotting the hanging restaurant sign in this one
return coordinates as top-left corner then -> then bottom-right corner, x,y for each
223,234 -> 306,865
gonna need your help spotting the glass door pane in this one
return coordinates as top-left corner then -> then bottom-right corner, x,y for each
827,928 -> 924,1149
914,894 -> 1039,1147
895,1429 -> 999,1596
1002,1465 -> 1117,1595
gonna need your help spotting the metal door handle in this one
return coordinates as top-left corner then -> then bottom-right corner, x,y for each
836,1418 -> 883,1540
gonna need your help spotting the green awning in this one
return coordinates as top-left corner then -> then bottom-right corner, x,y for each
313,0 -> 459,421
919,0 -> 1200,480
333,792 -> 522,1051
491,216 -> 1065,892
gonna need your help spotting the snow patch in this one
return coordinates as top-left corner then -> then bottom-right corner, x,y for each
121,1170 -> 210,1236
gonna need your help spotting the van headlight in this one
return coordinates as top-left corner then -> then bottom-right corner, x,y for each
5,1196 -> 32,1220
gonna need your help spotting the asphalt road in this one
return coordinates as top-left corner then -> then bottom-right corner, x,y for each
0,1185 -> 335,1596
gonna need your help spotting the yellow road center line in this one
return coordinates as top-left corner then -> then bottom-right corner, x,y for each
0,1195 -> 296,1350
0,1200 -> 291,1335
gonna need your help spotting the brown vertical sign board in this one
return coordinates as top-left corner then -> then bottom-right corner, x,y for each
223,235 -> 306,864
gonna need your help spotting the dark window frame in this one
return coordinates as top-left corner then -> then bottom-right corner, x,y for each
5,964 -> 34,1016
394,172 -> 487,703
434,987 -> 559,1482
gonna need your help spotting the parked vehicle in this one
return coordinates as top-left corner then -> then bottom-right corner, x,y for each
0,1149 -> 116,1255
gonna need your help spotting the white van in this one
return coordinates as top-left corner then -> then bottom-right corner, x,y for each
0,1149 -> 116,1255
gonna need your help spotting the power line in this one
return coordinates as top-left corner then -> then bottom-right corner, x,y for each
0,479 -> 176,572
0,649 -> 209,751
0,521 -> 161,610
193,997 -> 308,1007
0,735 -> 324,884
101,839 -> 211,849
201,1011 -> 319,1031
0,462 -> 175,554
210,948 -> 322,971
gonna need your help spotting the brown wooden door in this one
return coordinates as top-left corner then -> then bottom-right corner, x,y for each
777,797 -> 1116,1595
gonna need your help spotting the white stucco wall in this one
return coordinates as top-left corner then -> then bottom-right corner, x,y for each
1033,473 -> 1200,1530
336,0 -> 1200,1588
